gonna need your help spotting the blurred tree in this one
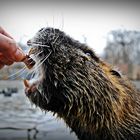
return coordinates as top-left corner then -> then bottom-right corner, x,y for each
103,29 -> 140,79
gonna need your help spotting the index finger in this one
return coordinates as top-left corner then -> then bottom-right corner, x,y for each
0,26 -> 13,39
0,33 -> 16,52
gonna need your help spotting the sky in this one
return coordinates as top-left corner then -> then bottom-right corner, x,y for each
0,0 -> 140,54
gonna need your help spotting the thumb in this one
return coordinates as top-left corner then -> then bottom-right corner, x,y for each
14,48 -> 26,62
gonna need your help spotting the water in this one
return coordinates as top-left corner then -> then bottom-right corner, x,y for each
0,80 -> 140,140
133,81 -> 140,90
0,80 -> 77,140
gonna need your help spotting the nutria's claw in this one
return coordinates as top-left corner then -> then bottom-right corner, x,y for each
24,79 -> 39,96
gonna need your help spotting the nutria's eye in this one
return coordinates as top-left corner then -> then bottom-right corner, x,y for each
27,40 -> 32,46
27,40 -> 51,49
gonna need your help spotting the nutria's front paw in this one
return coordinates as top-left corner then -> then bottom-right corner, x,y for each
24,80 -> 37,96
23,80 -> 48,110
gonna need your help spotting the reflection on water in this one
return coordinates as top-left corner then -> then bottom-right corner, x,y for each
0,80 -> 77,140
0,80 -> 139,140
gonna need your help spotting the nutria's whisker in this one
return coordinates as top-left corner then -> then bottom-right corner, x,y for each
26,50 -> 44,68
24,63 -> 38,79
7,66 -> 27,79
30,71 -> 36,80
24,63 -> 40,80
29,60 -> 36,66
28,51 -> 43,62
33,50 -> 52,71
52,35 -> 59,45
8,50 -> 44,80
27,52 -> 43,67
28,43 -> 50,48
24,51 -> 52,79
24,69 -> 36,80
32,50 -> 43,57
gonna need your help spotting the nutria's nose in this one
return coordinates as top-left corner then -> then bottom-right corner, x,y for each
27,40 -> 32,46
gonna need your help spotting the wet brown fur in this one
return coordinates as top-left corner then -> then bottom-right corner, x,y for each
26,28 -> 140,140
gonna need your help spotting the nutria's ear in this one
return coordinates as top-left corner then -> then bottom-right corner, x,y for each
110,69 -> 122,78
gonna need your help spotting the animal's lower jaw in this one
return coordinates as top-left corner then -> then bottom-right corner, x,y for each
24,79 -> 41,95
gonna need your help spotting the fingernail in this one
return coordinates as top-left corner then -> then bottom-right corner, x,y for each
15,50 -> 26,62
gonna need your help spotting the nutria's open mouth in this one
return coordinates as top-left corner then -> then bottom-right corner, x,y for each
23,39 -> 52,99
23,45 -> 43,96
24,69 -> 42,98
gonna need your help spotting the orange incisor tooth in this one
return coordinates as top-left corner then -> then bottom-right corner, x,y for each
22,55 -> 36,69
24,80 -> 30,88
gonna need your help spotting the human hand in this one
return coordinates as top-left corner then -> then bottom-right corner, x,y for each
0,27 -> 25,69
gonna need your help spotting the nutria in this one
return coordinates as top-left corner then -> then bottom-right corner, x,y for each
24,27 -> 140,140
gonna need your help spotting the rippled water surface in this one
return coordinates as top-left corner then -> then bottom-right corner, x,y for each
0,80 -> 77,140
0,80 -> 139,140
